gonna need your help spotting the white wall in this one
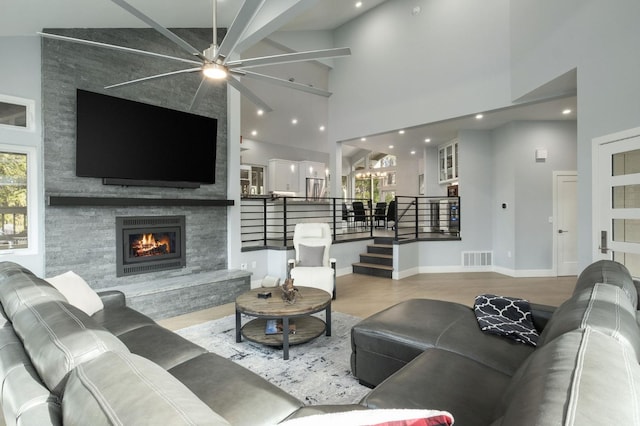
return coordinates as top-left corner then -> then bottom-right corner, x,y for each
328,0 -> 512,142
491,121 -> 577,271
0,36 -> 44,275
510,0 -> 640,268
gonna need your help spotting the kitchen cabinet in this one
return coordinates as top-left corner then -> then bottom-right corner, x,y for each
438,140 -> 458,183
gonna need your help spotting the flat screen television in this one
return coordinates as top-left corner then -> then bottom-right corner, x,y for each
76,89 -> 217,187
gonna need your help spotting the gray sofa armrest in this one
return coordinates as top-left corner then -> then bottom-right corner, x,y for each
97,290 -> 126,309
530,303 -> 556,332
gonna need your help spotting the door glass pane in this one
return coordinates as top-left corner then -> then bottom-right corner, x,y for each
612,149 -> 640,176
612,184 -> 640,208
612,219 -> 640,243
0,152 -> 28,250
613,251 -> 640,278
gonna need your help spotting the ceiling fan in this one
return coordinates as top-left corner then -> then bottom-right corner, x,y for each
38,0 -> 351,112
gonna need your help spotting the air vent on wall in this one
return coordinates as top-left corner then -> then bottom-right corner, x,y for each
462,251 -> 493,267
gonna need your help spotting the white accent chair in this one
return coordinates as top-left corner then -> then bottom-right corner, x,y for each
287,223 -> 337,299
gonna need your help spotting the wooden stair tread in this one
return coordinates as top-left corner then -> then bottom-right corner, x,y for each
361,253 -> 393,259
368,243 -> 393,249
352,262 -> 393,271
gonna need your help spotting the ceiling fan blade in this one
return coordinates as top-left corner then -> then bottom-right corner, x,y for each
37,32 -> 202,66
189,78 -> 209,111
238,71 -> 332,97
105,67 -> 202,89
227,47 -> 351,69
227,75 -> 273,113
216,0 -> 265,63
110,0 -> 207,61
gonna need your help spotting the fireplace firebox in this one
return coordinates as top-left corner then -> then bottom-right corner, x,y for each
116,216 -> 186,277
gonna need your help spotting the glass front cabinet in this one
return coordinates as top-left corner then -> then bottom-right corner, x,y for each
438,140 -> 458,183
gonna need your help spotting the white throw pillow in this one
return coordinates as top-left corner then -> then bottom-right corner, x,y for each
45,271 -> 104,316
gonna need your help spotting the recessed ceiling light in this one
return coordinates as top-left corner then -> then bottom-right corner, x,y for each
475,114 -> 483,120
251,130 -> 257,136
355,1 -> 363,8
257,109 -> 264,116
424,138 -> 431,143
389,145 -> 394,149
398,130 -> 405,134
319,125 -> 325,131
410,150 -> 416,155
291,118 -> 298,125
562,109 -> 572,115
361,137 -> 366,141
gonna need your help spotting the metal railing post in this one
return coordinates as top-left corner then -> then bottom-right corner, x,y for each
282,197 -> 288,247
414,196 -> 419,239
332,198 -> 337,241
262,198 -> 267,246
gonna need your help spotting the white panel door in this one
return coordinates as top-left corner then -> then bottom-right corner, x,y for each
556,173 -> 578,276
593,127 -> 640,278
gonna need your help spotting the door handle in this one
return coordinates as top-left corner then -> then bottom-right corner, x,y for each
599,230 -> 610,254
558,229 -> 568,234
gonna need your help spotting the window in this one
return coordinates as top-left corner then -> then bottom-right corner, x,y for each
0,151 -> 28,250
0,95 -> 35,132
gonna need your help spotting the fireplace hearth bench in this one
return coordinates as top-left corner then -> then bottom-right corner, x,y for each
1,260 -> 639,425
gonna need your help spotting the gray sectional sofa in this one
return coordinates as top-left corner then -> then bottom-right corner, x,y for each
351,260 -> 640,425
0,261 -> 362,425
2,258 -> 639,425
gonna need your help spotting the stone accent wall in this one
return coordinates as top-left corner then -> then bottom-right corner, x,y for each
41,28 -> 232,294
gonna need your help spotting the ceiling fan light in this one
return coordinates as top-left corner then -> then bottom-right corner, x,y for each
203,63 -> 227,80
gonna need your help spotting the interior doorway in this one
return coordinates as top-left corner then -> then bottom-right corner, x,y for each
554,172 -> 578,276
593,127 -> 640,278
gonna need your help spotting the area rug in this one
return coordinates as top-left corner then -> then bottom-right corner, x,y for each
175,311 -> 370,405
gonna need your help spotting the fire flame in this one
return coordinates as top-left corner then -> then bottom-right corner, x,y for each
131,233 -> 172,257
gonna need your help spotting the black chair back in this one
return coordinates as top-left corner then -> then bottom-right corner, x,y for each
386,200 -> 397,222
352,201 -> 367,226
374,202 -> 387,228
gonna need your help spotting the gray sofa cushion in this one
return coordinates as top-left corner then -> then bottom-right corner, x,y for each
169,353 -> 303,426
91,305 -> 156,337
351,299 -> 534,386
11,300 -> 129,393
117,324 -> 206,370
573,259 -> 637,307
362,347 -> 512,426
63,351 -> 229,426
0,323 -> 61,426
492,328 -> 640,425
0,266 -> 66,320
538,283 -> 640,357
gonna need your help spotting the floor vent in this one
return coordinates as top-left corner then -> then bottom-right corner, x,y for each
462,251 -> 493,267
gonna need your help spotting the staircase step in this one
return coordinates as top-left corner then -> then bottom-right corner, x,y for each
359,253 -> 393,266
352,262 -> 393,278
367,243 -> 393,255
374,237 -> 395,245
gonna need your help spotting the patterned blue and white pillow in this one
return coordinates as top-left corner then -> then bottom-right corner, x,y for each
474,294 -> 539,346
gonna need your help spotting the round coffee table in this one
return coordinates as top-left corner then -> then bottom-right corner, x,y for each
235,286 -> 331,360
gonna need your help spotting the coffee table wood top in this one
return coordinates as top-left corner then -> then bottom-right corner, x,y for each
236,286 -> 331,318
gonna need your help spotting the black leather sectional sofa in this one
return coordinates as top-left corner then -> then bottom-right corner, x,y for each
351,260 -> 640,425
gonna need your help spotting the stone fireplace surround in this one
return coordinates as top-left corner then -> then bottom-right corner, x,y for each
41,27 -> 249,319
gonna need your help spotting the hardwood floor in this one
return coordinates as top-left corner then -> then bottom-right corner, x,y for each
158,272 -> 576,331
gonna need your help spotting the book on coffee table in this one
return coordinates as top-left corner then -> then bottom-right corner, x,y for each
265,319 -> 296,335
